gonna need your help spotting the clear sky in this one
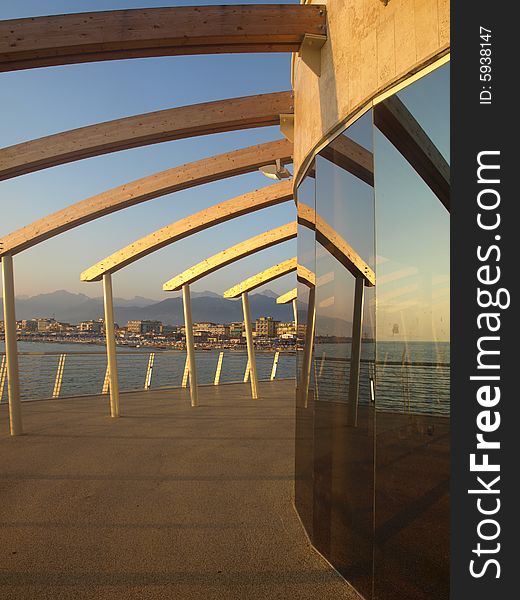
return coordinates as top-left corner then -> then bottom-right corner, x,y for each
0,1 -> 298,300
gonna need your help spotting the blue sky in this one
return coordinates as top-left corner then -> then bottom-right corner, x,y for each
0,1 -> 298,300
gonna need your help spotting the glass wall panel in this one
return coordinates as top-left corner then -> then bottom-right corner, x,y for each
313,110 -> 376,599
373,63 -> 450,600
295,166 -> 316,538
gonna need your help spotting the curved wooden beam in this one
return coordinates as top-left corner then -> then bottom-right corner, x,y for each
0,5 -> 326,72
0,139 -> 292,258
81,181 -> 293,282
162,222 -> 297,291
319,134 -> 374,186
276,288 -> 297,304
0,91 -> 293,181
297,203 -> 375,286
374,95 -> 450,211
297,264 -> 316,288
223,257 -> 297,299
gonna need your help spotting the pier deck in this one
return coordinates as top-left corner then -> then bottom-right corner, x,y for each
0,381 -> 356,600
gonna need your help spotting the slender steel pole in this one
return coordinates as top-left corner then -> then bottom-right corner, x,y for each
242,292 -> 258,399
182,284 -> 198,407
347,277 -> 365,427
292,297 -> 298,328
103,273 -> 120,417
1,255 -> 23,435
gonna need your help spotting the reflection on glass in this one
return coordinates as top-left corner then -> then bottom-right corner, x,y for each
374,63 -> 450,600
312,109 -> 375,598
294,63 -> 450,600
295,167 -> 316,538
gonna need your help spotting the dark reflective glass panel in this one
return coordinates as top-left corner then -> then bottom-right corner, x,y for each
373,64 -> 450,600
312,109 -> 376,599
295,167 -> 316,538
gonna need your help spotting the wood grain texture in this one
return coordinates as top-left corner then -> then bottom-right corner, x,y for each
0,92 -> 293,181
298,202 -> 375,285
0,139 -> 292,257
163,222 -> 297,291
81,181 -> 293,282
223,257 -> 297,298
0,5 -> 326,71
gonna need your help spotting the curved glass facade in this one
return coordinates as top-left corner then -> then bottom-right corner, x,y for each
295,62 -> 450,600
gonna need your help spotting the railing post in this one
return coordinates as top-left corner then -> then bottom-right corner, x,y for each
214,351 -> 224,385
243,358 -> 250,382
182,284 -> 198,407
346,277 -> 365,427
242,292 -> 258,399
300,286 -> 316,409
52,353 -> 66,398
270,351 -> 280,380
318,351 -> 326,378
144,352 -> 155,390
1,255 -> 23,435
0,354 -> 7,403
103,273 -> 120,417
182,355 -> 189,388
102,365 -> 110,394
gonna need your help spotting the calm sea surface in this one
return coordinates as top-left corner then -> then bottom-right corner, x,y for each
1,340 -> 449,416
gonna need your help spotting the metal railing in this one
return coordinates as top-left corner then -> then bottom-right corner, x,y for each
0,350 -> 296,403
313,355 -> 450,417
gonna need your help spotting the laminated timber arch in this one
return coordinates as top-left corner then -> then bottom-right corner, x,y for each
0,92 -> 293,181
0,139 -> 292,258
297,203 -> 375,286
163,222 -> 297,291
276,288 -> 297,304
0,5 -> 326,72
81,181 -> 293,282
223,257 -> 297,298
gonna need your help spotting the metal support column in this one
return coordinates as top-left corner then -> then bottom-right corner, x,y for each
241,292 -> 258,399
1,255 -> 23,435
103,273 -> 120,417
347,277 -> 365,427
300,286 -> 316,409
292,297 -> 298,329
182,284 -> 198,407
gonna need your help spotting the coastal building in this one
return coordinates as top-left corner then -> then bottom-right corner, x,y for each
20,319 -> 38,332
228,322 -> 244,339
275,321 -> 296,338
255,316 -> 278,338
127,320 -> 162,335
36,318 -> 56,332
78,320 -> 103,334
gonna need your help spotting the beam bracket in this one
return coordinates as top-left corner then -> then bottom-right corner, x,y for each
298,34 -> 327,76
279,114 -> 294,143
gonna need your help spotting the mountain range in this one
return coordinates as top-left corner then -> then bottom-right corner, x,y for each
0,289 -> 353,336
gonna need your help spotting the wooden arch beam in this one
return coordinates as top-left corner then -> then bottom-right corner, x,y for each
0,5 -> 326,72
0,139 -> 292,258
276,288 -> 297,304
81,181 -> 293,282
223,257 -> 297,299
297,264 -> 316,288
163,222 -> 297,291
0,91 -> 293,181
374,95 -> 450,211
319,135 -> 374,186
297,203 -> 375,286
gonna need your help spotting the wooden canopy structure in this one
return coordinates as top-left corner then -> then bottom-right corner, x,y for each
223,257 -> 297,299
0,92 -> 293,181
81,181 -> 293,281
163,222 -> 297,292
276,288 -> 297,304
0,5 -> 326,72
0,139 -> 292,257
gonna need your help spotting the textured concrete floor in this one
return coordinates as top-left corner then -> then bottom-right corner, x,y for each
0,381 -> 358,600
